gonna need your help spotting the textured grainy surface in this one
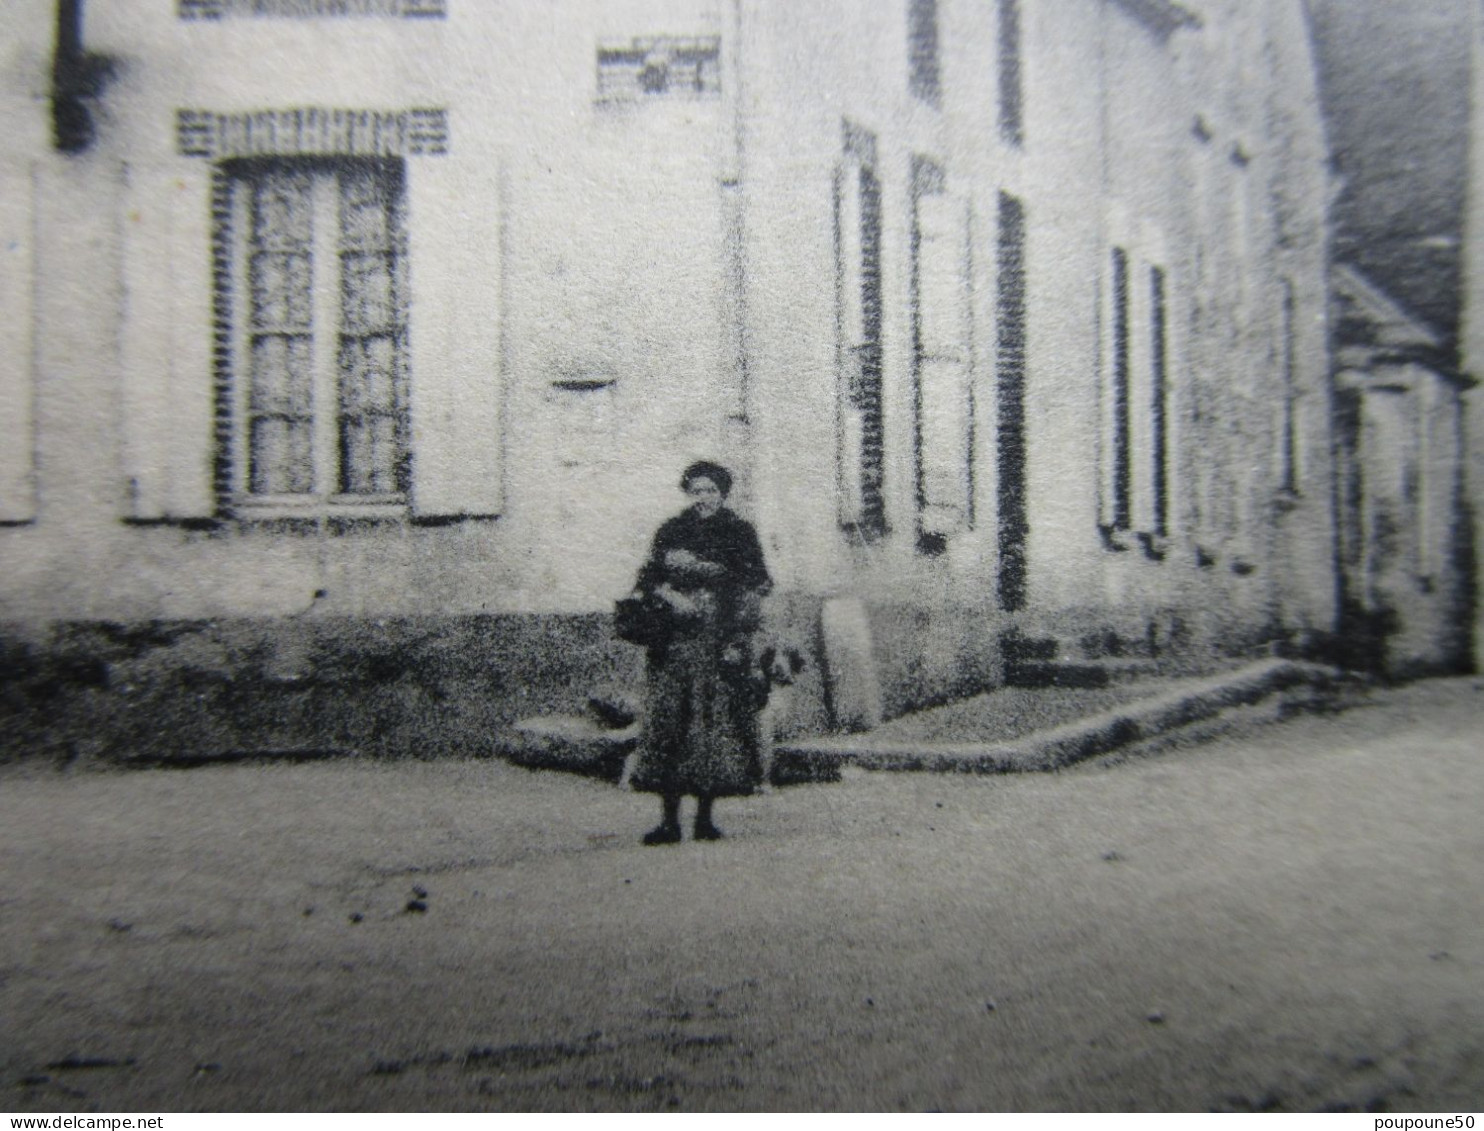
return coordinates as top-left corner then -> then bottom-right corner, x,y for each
1310,0 -> 1471,347
1,679 -> 1481,1112
775,659 -> 1338,771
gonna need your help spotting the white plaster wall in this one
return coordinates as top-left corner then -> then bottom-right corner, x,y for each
2,0 -> 1336,656
1017,0 -> 1105,616
1461,0 -> 1484,669
0,3 -> 50,529
23,0 -> 740,617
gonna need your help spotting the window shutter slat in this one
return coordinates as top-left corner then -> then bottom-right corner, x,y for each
836,164 -> 865,353
406,158 -> 504,519
0,168 -> 35,524
916,193 -> 969,362
835,142 -> 885,540
916,193 -> 971,528
836,162 -> 867,528
1128,257 -> 1156,534
121,164 -> 216,520
919,356 -> 971,526
839,405 -> 866,528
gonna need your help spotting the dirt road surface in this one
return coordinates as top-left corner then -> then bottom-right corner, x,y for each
2,679 -> 1482,1112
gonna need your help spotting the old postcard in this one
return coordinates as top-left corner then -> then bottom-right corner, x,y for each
1,0 -> 1481,1114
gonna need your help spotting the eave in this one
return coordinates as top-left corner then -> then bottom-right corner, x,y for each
1109,0 -> 1203,38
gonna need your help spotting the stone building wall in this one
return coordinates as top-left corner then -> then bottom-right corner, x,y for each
1,0 -> 1344,760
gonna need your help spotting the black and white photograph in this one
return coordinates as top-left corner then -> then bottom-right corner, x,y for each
1,0 -> 1482,1114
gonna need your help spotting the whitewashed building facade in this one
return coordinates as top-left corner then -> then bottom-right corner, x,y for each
1,0 -> 1347,757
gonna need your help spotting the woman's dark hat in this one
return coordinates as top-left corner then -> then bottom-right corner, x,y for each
680,460 -> 732,497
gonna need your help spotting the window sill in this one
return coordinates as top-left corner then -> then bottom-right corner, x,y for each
1136,531 -> 1168,562
1098,523 -> 1133,553
231,496 -> 407,522
594,92 -> 724,111
1101,525 -> 1169,561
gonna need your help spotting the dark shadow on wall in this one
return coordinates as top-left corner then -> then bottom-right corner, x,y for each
52,0 -> 116,154
1448,496 -> 1477,675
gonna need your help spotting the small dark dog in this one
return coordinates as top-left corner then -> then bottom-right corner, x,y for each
758,643 -> 806,688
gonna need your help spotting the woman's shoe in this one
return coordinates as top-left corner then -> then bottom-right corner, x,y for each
693,820 -> 724,841
642,823 -> 682,846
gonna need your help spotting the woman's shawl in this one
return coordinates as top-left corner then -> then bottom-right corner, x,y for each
635,507 -> 772,634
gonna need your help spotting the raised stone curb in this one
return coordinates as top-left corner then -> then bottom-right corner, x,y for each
775,659 -> 1339,774
503,715 -> 640,781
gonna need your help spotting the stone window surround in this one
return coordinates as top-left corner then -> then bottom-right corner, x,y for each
177,108 -> 449,160
175,106 -> 448,519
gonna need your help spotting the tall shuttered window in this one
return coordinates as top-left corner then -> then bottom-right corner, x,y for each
1150,265 -> 1169,538
1278,277 -> 1299,495
912,158 -> 973,550
837,124 -> 886,541
1103,246 -> 1172,552
996,192 -> 1028,609
220,157 -> 409,511
1108,246 -> 1132,532
908,0 -> 942,108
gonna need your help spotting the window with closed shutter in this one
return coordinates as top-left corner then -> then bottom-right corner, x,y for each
1108,245 -> 1133,532
1102,242 -> 1173,552
836,124 -> 886,542
1278,276 -> 1299,496
912,161 -> 973,546
996,191 -> 1028,608
1150,264 -> 1170,538
908,0 -> 942,109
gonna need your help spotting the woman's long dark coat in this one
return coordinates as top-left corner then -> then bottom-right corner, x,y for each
629,505 -> 772,797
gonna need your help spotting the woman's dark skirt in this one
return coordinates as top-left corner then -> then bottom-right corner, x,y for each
630,633 -> 763,798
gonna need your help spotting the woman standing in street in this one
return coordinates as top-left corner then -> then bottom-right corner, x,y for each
628,461 -> 772,844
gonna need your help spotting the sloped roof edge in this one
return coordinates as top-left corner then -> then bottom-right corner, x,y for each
1331,263 -> 1475,386
1108,0 -> 1203,37
1332,263 -> 1443,351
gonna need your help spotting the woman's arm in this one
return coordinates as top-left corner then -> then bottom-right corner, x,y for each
664,548 -> 725,579
633,523 -> 674,595
729,519 -> 772,596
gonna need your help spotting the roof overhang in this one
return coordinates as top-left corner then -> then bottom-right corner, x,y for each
1335,346 -> 1474,390
1109,0 -> 1203,38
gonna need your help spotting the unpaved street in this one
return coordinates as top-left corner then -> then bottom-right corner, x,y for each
2,680 -> 1482,1112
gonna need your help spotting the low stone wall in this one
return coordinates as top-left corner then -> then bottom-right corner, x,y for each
0,614 -> 648,764
0,595 -> 1377,767
0,601 -> 849,765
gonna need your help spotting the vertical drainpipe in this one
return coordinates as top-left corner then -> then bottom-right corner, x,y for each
1461,0 -> 1484,672
721,0 -> 753,498
1093,0 -> 1112,611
